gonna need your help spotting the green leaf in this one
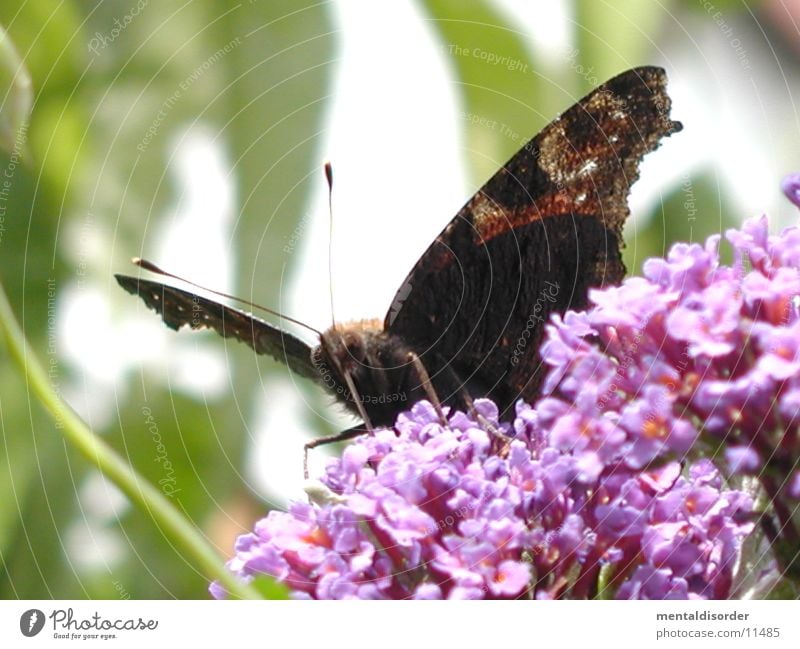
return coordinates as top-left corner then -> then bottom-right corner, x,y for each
0,279 -> 261,600
250,574 -> 290,600
574,1 -> 677,89
624,170 -> 736,276
418,0 -> 552,185
0,1 -> 86,204
219,1 -> 337,306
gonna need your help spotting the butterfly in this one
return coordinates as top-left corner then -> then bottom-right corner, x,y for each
116,66 -> 681,456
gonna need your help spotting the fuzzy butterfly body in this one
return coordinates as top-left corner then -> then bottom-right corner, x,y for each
116,66 -> 681,429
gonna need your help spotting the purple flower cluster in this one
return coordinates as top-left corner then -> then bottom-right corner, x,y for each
211,399 -> 753,599
540,213 -> 800,518
213,202 -> 800,599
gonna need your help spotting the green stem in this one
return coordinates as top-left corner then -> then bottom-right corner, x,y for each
0,282 -> 262,600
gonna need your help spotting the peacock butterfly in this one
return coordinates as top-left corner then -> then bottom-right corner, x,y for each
116,66 -> 681,450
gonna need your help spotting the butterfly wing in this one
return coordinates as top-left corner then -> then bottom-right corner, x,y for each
115,275 -> 318,380
385,66 -> 681,415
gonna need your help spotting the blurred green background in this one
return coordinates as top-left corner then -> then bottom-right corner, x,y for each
0,0 -> 798,598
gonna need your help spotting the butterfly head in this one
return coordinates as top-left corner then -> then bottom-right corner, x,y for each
313,320 -> 416,426
317,319 -> 382,370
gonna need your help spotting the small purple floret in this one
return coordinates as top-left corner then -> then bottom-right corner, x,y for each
781,173 -> 800,209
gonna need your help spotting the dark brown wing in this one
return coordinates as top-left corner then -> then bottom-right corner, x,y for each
115,275 -> 318,381
385,66 -> 681,417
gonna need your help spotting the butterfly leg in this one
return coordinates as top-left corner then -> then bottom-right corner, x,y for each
406,351 -> 447,426
471,402 -> 507,442
442,366 -> 511,452
304,425 -> 369,479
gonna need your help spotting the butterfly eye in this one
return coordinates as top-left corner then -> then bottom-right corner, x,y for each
343,333 -> 366,365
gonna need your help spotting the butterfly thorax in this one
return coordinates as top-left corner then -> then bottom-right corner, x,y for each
313,320 -> 425,426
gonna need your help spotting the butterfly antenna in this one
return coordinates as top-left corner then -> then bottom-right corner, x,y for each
325,161 -> 336,331
130,257 -> 322,337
